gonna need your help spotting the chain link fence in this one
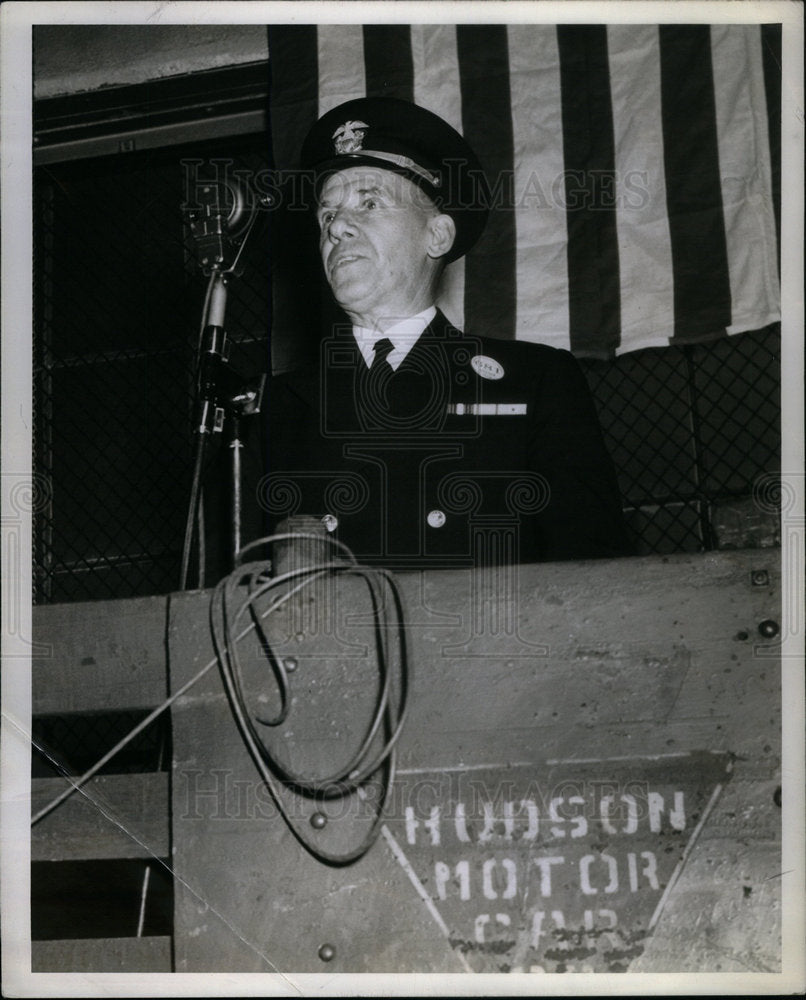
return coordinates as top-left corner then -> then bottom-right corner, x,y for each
33,133 -> 780,605
33,136 -> 272,602
583,325 -> 781,555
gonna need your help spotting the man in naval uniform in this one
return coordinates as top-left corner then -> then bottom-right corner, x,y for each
263,98 -> 630,569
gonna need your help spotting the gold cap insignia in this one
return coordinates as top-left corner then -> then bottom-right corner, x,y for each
332,120 -> 369,155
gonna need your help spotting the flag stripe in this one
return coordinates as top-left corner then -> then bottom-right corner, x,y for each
508,25 -> 570,349
363,25 -> 414,102
267,26 -> 319,171
457,25 -> 517,340
267,26 -> 320,372
557,25 -> 621,356
760,23 -> 782,272
659,25 -> 731,341
609,25 -> 676,354
411,26 -> 465,331
318,25 -> 365,116
711,25 -> 780,335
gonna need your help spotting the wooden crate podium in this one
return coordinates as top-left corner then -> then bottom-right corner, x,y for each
31,550 -> 782,974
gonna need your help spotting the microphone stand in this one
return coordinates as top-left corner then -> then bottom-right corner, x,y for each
224,373 -> 266,571
179,183 -> 270,590
179,269 -> 228,592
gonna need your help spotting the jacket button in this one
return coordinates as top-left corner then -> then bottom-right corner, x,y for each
321,514 -> 338,533
427,509 -> 446,528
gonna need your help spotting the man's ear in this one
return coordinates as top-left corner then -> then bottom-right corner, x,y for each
426,213 -> 456,260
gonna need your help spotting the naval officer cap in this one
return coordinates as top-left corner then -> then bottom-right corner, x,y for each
300,97 -> 491,263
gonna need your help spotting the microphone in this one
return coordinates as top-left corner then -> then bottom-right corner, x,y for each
184,171 -> 274,431
184,177 -> 249,273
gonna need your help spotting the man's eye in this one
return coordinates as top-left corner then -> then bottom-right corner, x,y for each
320,212 -> 334,227
364,198 -> 377,210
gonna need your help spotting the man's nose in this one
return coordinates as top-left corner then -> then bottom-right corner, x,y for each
327,209 -> 356,241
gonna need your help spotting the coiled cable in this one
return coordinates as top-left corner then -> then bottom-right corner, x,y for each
210,533 -> 410,865
33,532 -> 410,869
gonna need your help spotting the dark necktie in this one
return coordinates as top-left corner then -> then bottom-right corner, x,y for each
357,337 -> 397,428
370,337 -> 394,371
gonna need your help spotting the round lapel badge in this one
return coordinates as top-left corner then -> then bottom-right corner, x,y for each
470,355 -> 504,380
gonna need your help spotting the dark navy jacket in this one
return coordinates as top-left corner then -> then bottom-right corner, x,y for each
263,310 -> 630,569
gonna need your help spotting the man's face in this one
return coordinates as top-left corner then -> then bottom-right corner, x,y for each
317,166 -> 442,327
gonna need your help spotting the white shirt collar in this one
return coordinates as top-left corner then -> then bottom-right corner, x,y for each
352,306 -> 437,371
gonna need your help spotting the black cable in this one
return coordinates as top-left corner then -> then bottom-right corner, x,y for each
179,270 -> 218,591
210,533 -> 411,866
219,562 -> 407,790
178,433 -> 208,591
196,492 -> 206,590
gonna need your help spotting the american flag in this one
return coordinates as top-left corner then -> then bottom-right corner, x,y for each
267,23 -> 780,362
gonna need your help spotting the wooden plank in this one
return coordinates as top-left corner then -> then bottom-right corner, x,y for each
32,772 -> 169,861
32,936 -> 172,973
32,594 -> 168,713
633,776 -> 782,972
166,549 -> 781,973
